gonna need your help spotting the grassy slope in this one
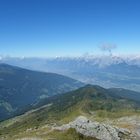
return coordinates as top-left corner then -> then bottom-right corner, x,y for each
0,85 -> 140,139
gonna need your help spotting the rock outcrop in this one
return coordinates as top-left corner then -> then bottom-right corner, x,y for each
55,116 -> 137,140
117,116 -> 140,139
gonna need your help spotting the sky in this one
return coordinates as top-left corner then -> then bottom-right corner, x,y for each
0,0 -> 140,57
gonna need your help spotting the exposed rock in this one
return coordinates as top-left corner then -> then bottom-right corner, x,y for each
117,116 -> 140,140
55,116 -> 137,140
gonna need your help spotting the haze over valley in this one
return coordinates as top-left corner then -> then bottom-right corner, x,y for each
1,55 -> 140,91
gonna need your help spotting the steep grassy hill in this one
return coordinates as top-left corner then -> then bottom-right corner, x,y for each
0,64 -> 83,120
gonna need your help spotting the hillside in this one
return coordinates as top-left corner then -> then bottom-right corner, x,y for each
108,88 -> 140,102
0,85 -> 140,140
0,64 -> 83,121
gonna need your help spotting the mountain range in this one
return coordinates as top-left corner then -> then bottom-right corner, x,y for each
1,55 -> 140,92
0,63 -> 140,140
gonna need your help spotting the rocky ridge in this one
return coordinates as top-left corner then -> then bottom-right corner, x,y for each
55,116 -> 137,140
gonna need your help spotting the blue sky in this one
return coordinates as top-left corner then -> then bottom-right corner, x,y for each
0,0 -> 140,57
